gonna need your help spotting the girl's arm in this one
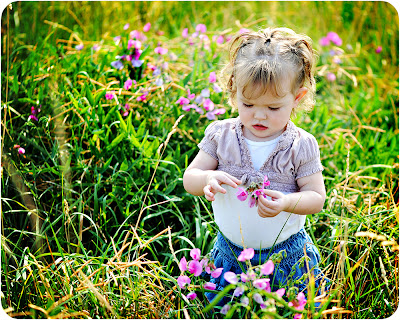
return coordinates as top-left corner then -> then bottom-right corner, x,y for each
183,150 -> 242,201
257,171 -> 326,217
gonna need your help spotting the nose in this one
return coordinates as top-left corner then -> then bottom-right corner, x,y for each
254,108 -> 267,120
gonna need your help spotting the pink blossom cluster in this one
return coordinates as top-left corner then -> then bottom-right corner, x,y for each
28,105 -> 41,121
236,175 -> 270,208
319,31 -> 343,47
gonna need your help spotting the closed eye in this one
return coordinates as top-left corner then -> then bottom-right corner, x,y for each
269,107 -> 279,111
243,103 -> 253,108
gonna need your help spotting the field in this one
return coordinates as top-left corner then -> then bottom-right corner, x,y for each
1,1 -> 399,319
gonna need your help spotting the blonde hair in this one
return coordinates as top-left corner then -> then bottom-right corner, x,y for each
224,27 -> 317,112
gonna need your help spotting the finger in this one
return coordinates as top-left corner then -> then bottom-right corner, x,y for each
203,186 -> 215,201
210,181 -> 227,194
219,175 -> 241,188
263,189 -> 283,199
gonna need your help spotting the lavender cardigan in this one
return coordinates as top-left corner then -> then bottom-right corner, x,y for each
198,117 -> 323,193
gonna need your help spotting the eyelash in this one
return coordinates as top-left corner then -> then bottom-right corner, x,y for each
242,103 -> 279,111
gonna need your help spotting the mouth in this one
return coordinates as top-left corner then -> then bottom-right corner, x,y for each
252,124 -> 268,131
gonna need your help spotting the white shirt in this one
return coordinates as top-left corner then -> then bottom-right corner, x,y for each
212,136 -> 306,248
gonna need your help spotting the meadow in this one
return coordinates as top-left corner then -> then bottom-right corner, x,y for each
1,1 -> 399,318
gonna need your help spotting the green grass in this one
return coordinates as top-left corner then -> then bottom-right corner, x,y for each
1,1 -> 399,319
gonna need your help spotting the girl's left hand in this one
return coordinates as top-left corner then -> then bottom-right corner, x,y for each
257,189 -> 288,218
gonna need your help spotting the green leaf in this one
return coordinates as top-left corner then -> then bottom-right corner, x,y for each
117,111 -> 128,132
202,284 -> 235,313
107,132 -> 127,150
85,82 -> 95,106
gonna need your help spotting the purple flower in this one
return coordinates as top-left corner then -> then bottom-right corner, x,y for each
220,304 -> 231,315
75,43 -> 84,50
132,60 -> 144,68
177,275 -> 191,289
105,91 -> 115,100
236,187 -> 248,201
137,91 -> 148,102
182,28 -> 188,38
213,83 -> 222,93
319,37 -> 330,47
92,44 -> 99,51
253,293 -> 264,304
209,72 -> 216,83
124,79 -> 133,90
248,196 -> 256,208
111,60 -> 124,70
188,260 -> 202,276
223,271 -> 238,284
179,257 -> 187,272
326,72 -> 336,82
263,175 -> 270,188
203,98 -> 214,111
18,147 -> 25,155
203,282 -> 217,290
200,88 -> 210,98
240,296 -> 249,306
176,96 -> 190,106
260,260 -> 274,276
155,78 -> 164,86
186,291 -> 197,300
154,47 -> 168,55
128,40 -> 141,50
206,112 -> 215,120
238,248 -> 254,262
376,46 -> 382,53
195,24 -> 207,33
233,286 -> 244,297
143,22 -> 151,32
190,248 -> 201,260
211,267 -> 223,278
327,31 -> 342,46
182,104 -> 195,112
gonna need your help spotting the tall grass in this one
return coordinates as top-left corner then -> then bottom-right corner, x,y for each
1,1 -> 398,318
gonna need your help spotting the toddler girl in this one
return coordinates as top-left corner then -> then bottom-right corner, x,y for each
183,27 -> 329,303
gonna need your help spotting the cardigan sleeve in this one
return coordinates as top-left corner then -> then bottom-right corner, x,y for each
295,133 -> 324,180
197,120 -> 221,160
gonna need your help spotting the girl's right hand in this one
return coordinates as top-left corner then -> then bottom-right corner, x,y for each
203,172 -> 242,201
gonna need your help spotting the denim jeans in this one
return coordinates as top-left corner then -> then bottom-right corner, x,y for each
204,229 -> 330,305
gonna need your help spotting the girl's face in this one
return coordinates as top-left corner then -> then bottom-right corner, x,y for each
237,84 -> 307,142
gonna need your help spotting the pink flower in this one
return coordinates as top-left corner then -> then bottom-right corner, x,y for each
143,22 -> 151,32
179,256 -> 187,272
248,196 -> 256,208
105,91 -> 115,100
128,40 -> 141,50
123,23 -> 130,30
223,271 -> 238,284
186,291 -> 197,300
213,83 -> 222,93
154,47 -> 168,55
137,91 -> 148,102
289,292 -> 307,311
211,267 -> 223,278
240,296 -> 249,306
239,28 -> 250,34
263,175 -> 270,187
376,46 -> 382,53
176,96 -> 190,105
177,275 -> 191,289
203,98 -> 214,111
221,304 -> 231,315
236,187 -> 248,201
319,37 -> 330,46
121,104 -> 130,116
203,282 -> 217,290
327,31 -> 342,46
213,108 -> 225,115
195,24 -> 207,33
240,272 -> 250,282
188,260 -> 202,276
233,286 -> 244,297
18,147 -> 25,155
75,44 -> 84,50
182,28 -> 188,38
190,248 -> 201,260
275,288 -> 285,297
124,79 -> 133,90
209,71 -> 216,83
260,260 -> 274,276
238,248 -> 254,261
216,35 -> 224,44
253,293 -> 264,304
326,73 -> 336,82
253,278 -> 270,290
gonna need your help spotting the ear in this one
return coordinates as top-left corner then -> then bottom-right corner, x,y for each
294,87 -> 308,106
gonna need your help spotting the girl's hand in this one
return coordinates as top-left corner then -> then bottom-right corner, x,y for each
203,172 -> 242,201
257,189 -> 288,218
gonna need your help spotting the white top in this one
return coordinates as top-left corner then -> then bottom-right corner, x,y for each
212,136 -> 306,249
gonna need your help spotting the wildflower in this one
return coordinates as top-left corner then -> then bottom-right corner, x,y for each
211,267 -> 223,278
111,60 -> 124,70
203,282 -> 217,290
133,48 -> 142,60
75,43 -> 84,50
203,98 -> 214,111
128,40 -> 141,50
182,28 -> 189,38
124,79 -> 133,90
92,44 -> 99,51
326,73 -> 336,82
253,278 -> 269,290
179,256 -> 187,272
233,286 -> 245,297
155,78 -> 164,86
105,91 -> 115,100
18,147 -> 25,155
263,175 -> 270,187
209,71 -> 217,83
319,37 -> 330,47
187,89 -> 195,100
176,97 -> 190,106
248,196 -> 256,208
132,59 -> 144,68
376,46 -> 382,53
28,106 -> 41,121
194,105 -> 204,115
239,28 -> 250,34
213,108 -> 226,115
113,36 -> 121,44
235,187 -> 248,202
238,248 -> 254,262
206,112 -> 216,120
130,30 -> 140,39
190,248 -> 201,260
216,35 -> 225,45
177,275 -> 191,289
123,23 -> 130,30
154,46 -> 168,55
182,104 -> 194,112
221,304 -> 231,315
200,88 -> 210,98
326,31 -> 342,46
275,288 -> 286,297
137,91 -> 148,102
240,296 -> 249,306
186,291 -> 197,300
188,260 -> 202,276
143,22 -> 151,32
240,272 -> 250,282
253,293 -> 264,304
289,292 -> 307,311
260,260 -> 274,276
213,83 -> 222,93
195,24 -> 207,33
333,57 -> 342,64
223,271 -> 238,284
121,104 -> 130,116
